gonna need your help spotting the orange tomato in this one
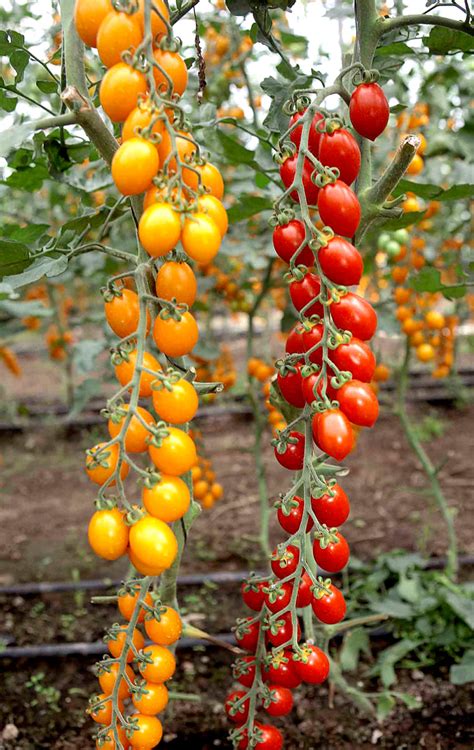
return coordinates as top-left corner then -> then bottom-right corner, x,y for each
393,287 -> 411,305
184,162 -> 224,197
138,203 -> 182,257
118,589 -> 154,622
211,482 -> 223,499
74,0 -> 112,47
108,626 -> 145,662
153,48 -> 188,96
108,404 -> 155,453
111,138 -> 159,196
100,63 -> 147,123
155,261 -> 197,307
407,153 -> 424,176
96,10 -> 142,68
145,606 -> 182,645
104,288 -> 149,339
128,548 -> 165,576
136,0 -> 170,38
90,693 -> 117,724
98,662 -> 134,699
181,213 -> 221,264
416,343 -> 435,362
148,427 -> 197,475
88,507 -> 129,560
153,311 -> 199,357
95,725 -> 129,750
122,100 -> 166,142
114,349 -> 162,398
132,681 -> 169,716
85,442 -> 130,485
129,515 -> 178,570
138,645 -> 176,682
425,310 -> 445,330
142,474 -> 190,522
128,713 -> 163,748
197,195 -> 228,236
157,129 -> 196,178
152,378 -> 198,424
143,183 -> 184,210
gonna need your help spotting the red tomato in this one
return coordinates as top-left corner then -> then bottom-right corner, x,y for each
289,109 -> 325,155
267,612 -> 301,648
277,364 -> 305,408
311,484 -> 350,527
349,82 -> 389,141
312,584 -> 346,624
265,684 -> 294,717
225,690 -> 250,725
271,544 -> 300,579
262,650 -> 301,688
292,645 -> 330,684
318,128 -> 361,185
235,618 -> 260,652
318,180 -> 361,237
272,220 -> 313,266
285,323 -> 306,357
312,409 -> 354,461
241,580 -> 266,611
264,581 -> 293,614
280,154 -> 319,205
331,293 -> 377,341
277,496 -> 313,535
302,322 -> 324,365
274,431 -> 305,470
329,337 -> 376,382
318,236 -> 363,286
296,572 -> 313,608
335,379 -> 379,427
238,722 -> 283,750
313,531 -> 350,572
235,656 -> 257,688
289,272 -> 323,317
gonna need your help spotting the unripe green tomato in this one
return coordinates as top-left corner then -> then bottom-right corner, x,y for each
377,232 -> 391,250
385,240 -> 401,258
393,229 -> 409,244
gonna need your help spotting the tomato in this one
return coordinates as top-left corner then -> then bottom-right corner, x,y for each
238,723 -> 283,750
122,99 -> 166,142
317,180 -> 361,237
118,589 -> 153,622
129,515 -> 178,570
152,378 -> 198,424
289,109 -> 324,155
142,474 -> 190,522
132,681 -> 168,716
318,236 -> 363,286
129,548 -> 164,577
181,212 -> 221,264
95,725 -> 128,750
148,426 -> 197,475
312,584 -> 346,624
302,322 -> 324,365
197,194 -> 228,236
139,644 -> 176,682
185,162 -> 224,197
296,572 -> 313,608
235,657 -> 256,688
153,49 -> 188,96
108,405 -> 155,453
273,431 -> 305,470
329,337 -> 375,382
292,645 -> 330,684
318,128 -> 361,185
335,379 -> 379,427
225,690 -> 250,724
158,129 -> 196,177
263,581 -> 292,614
313,531 -> 350,572
289,272 -> 323,317
331,293 -> 377,341
99,63 -> 148,123
136,0 -> 170,38
97,10 -> 142,69
272,220 -> 313,266
145,606 -> 182,645
241,580 -> 266,611
312,409 -> 354,461
153,311 -> 199,358
311,484 -> 350,527
301,371 -> 324,405
265,684 -> 293,717
74,0 -> 112,48
277,496 -> 313,535
87,507 -> 128,561
271,544 -> 300,579
98,662 -> 134,700
128,714 -> 163,748
280,154 -> 319,205
104,288 -> 148,339
111,138 -> 159,196
277,364 -> 305,408
349,82 -> 389,141
235,618 -> 260,652
138,203 -> 182,258
285,323 -> 306,356
90,693 -> 115,724
267,611 -> 301,648
86,442 -> 129,485
155,261 -> 197,307
262,650 -> 301,688
114,349 -> 162,398
108,626 -> 145,662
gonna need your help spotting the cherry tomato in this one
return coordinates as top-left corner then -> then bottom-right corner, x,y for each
139,644 -> 176,682
98,662 -> 134,700
331,293 -> 377,341
122,98 -> 166,143
292,645 -> 330,683
311,484 -> 350,527
235,618 -> 260,652
312,409 -> 354,461
238,723 -> 283,750
95,725 -> 128,750
152,378 -> 198,424
272,220 -> 313,266
277,364 -> 305,408
318,128 -> 361,186
197,194 -> 228,236
296,572 -> 313,608
225,690 -> 250,724
129,515 -> 178,572
153,49 -> 188,96
138,202 -> 182,258
86,442 -> 129,486
108,626 -> 144,662
235,657 -> 257,688
277,496 -> 313,536
99,62 -> 147,123
301,371 -> 325,405
302,322 -> 324,365
88,507 -> 129,561
108,404 -> 155,453
349,82 -> 389,141
129,548 -> 164,577
128,714 -> 163,748
155,260 -> 197,307
312,584 -> 346,624
136,0 -> 170,38
181,212 -> 221,264
97,10 -> 142,69
313,531 -> 350,572
142,474 -> 190,523
289,272 -> 323,317
280,154 -> 319,205
111,137 -> 159,196
104,288 -> 148,339
148,427 -> 197,475
289,109 -> 325,155
267,611 -> 301,648
265,684 -> 294,716
132,681 -> 169,716
335,379 -> 379,427
262,650 -> 301,688
271,544 -> 300,579
185,162 -> 224,197
74,0 -> 112,48
264,581 -> 293,614
329,337 -> 376,381
318,236 -> 363,286
114,349 -> 162,398
241,581 -> 266,611
90,693 -> 117,725
318,180 -> 361,237
118,589 -> 153,623
285,323 -> 306,357
152,311 -> 199,358
145,606 -> 182,645
273,431 -> 305,470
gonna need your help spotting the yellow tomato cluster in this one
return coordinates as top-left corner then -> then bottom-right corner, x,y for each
193,345 -> 237,396
247,358 -> 287,435
189,429 -> 224,510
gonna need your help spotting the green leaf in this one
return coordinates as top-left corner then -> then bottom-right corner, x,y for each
216,130 -> 257,166
395,180 -> 474,202
450,650 -> 474,685
410,267 -> 467,300
397,574 -> 421,604
370,598 -> 414,619
0,84 -> 17,112
424,26 -> 474,54
4,163 -> 49,191
255,172 -> 270,189
6,255 -> 68,289
0,121 -> 36,158
4,223 -> 49,244
261,73 -> 313,134
376,693 -> 396,720
340,627 -> 370,672
10,48 -> 29,83
398,692 -> 422,709
373,639 -> 420,687
376,41 -> 414,57
227,194 -> 273,223
385,552 -> 425,574
442,590 -> 474,630
0,239 -> 30,276
438,184 -> 474,202
380,211 -> 426,231
36,79 -> 58,94
0,299 -> 50,318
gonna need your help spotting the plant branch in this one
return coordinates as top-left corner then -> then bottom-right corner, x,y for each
378,13 -> 474,37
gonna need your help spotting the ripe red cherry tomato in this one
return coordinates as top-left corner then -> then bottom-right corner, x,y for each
318,180 -> 361,237
289,109 -> 325,155
335,379 -> 379,427
289,272 -> 323,317
349,82 -> 389,141
237,722 -> 284,750
296,572 -> 313,608
277,496 -> 314,535
235,618 -> 260,652
313,532 -> 350,572
262,651 -> 301,688
292,645 -> 330,684
312,584 -> 346,624
277,364 -> 305,408
265,684 -> 294,717
329,338 -> 376,382
318,237 -> 363,286
302,322 -> 324,365
274,431 -> 305,470
267,611 -> 301,648
285,322 -> 306,357
225,690 -> 250,725
301,371 -> 325,405
331,293 -> 377,341
318,128 -> 361,185
312,409 -> 354,461
235,656 -> 257,688
272,220 -> 313,266
271,544 -> 300,579
280,154 -> 319,205
241,580 -> 266,611
311,484 -> 350,527
264,581 -> 293,614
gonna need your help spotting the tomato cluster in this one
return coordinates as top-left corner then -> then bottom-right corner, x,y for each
247,358 -> 287,436
190,428 -> 224,509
